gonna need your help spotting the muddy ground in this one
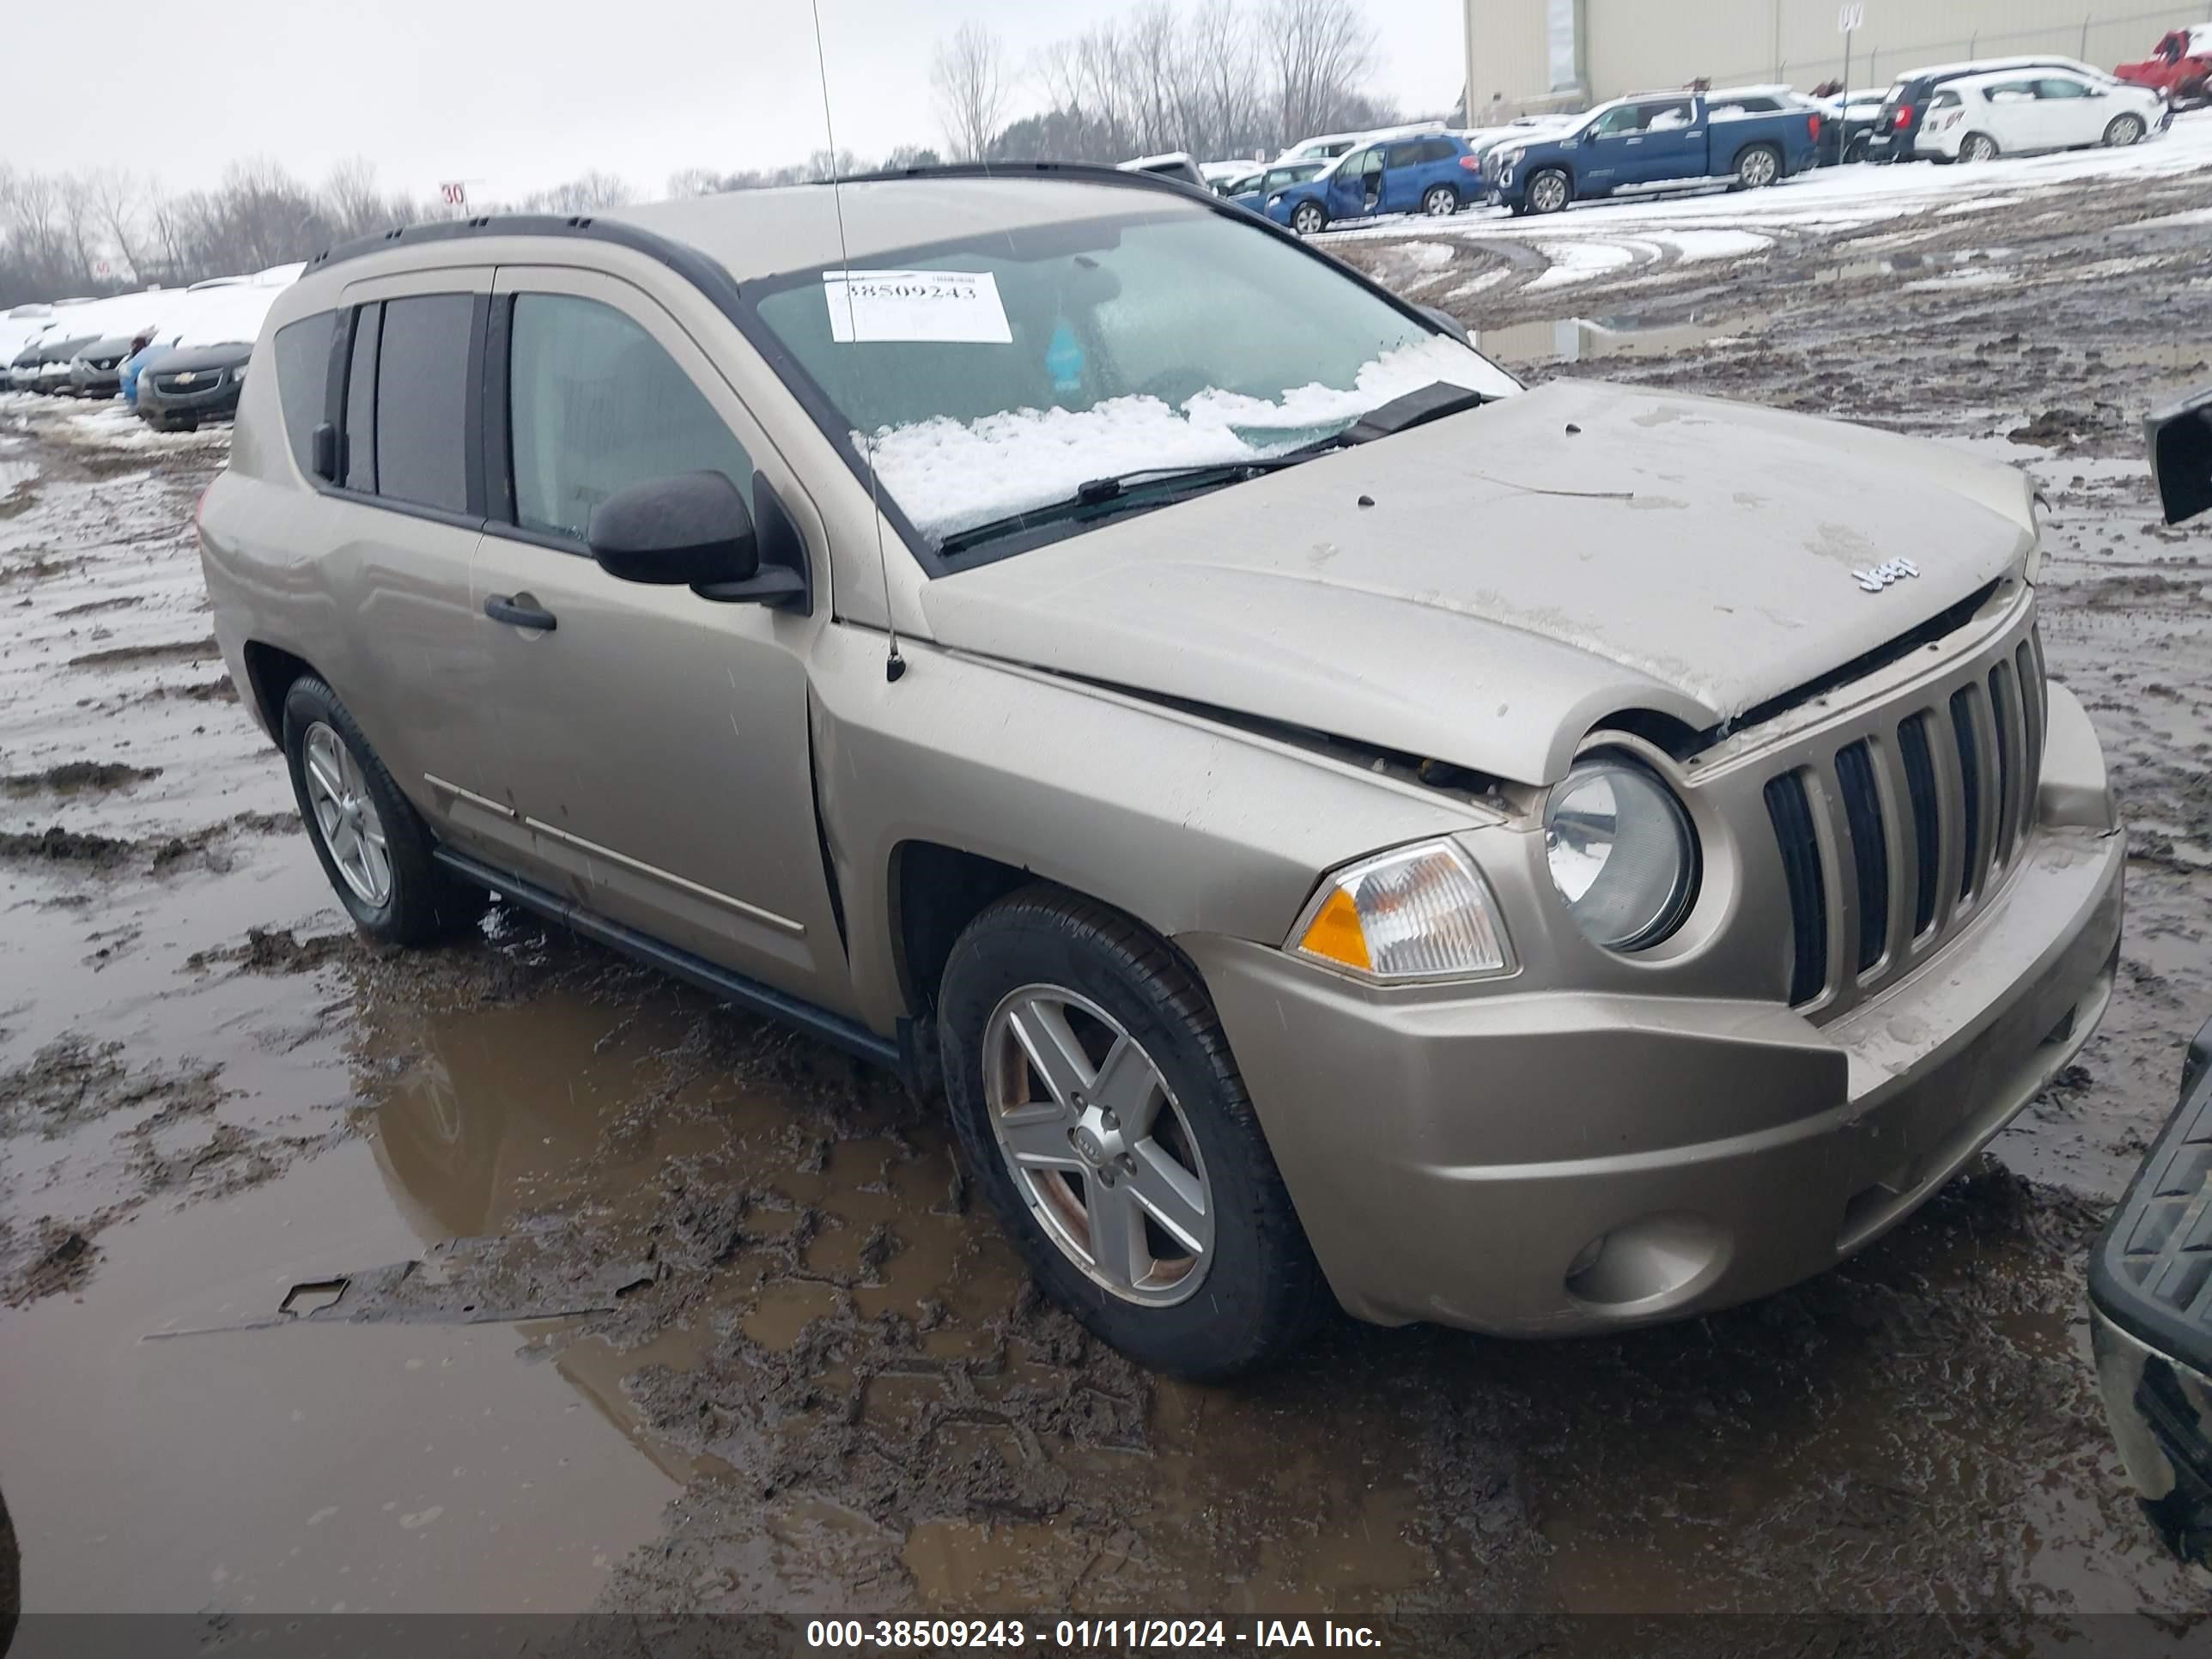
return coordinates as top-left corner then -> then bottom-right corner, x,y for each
2,160 -> 2209,1631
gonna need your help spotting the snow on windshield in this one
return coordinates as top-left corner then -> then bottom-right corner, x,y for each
864,334 -> 1518,540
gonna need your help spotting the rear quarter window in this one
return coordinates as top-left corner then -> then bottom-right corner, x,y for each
271,311 -> 337,479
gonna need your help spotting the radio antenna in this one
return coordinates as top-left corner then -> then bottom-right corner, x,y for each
810,0 -> 904,684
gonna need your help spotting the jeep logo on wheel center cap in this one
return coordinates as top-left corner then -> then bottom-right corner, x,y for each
1853,556 -> 1919,593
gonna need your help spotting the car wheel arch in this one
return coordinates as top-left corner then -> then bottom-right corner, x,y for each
241,640 -> 316,749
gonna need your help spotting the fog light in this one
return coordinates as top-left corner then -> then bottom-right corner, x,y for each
1563,1212 -> 1728,1310
1566,1234 -> 1607,1280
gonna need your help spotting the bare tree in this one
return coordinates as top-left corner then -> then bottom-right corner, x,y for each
1264,0 -> 1380,144
933,21 -> 1011,161
514,170 -> 635,214
84,169 -> 146,281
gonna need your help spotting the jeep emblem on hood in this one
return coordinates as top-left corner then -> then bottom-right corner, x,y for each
1853,557 -> 1920,593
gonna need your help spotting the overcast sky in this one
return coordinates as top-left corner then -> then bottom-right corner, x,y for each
3,0 -> 1463,201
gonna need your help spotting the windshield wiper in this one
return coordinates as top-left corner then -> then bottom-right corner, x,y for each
936,462 -> 1291,556
934,381 -> 1495,556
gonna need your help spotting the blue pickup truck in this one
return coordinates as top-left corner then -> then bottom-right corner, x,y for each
1488,90 -> 1822,215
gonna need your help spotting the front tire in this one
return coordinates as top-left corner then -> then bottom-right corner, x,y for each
1290,201 -> 1328,236
1526,167 -> 1571,214
2103,112 -> 2147,147
938,886 -> 1325,1379
281,676 -> 486,947
1421,184 -> 1460,216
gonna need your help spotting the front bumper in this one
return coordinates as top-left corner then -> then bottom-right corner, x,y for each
2089,1018 -> 2212,1565
138,378 -> 242,426
1188,699 -> 2123,1336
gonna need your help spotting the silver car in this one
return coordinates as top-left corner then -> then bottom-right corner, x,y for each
197,166 -> 2121,1378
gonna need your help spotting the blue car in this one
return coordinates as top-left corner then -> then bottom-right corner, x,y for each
1265,134 -> 1484,235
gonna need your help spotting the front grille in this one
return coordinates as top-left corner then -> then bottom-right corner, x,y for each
1765,773 -> 1828,1006
155,371 -> 219,393
1834,742 -> 1888,972
1767,612 -> 2046,1009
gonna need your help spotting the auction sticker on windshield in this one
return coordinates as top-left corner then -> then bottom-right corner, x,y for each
823,269 -> 1013,343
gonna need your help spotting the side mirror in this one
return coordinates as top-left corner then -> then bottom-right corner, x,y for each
589,470 -> 758,586
2147,385 -> 2212,526
586,471 -> 807,606
310,422 -> 338,483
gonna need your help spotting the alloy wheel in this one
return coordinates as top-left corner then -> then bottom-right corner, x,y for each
981,985 -> 1213,1305
302,720 -> 392,907
1740,149 -> 1778,186
1530,173 -> 1569,213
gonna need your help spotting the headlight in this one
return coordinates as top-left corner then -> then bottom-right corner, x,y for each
229,362 -> 247,382
1289,838 -> 1511,982
1497,147 -> 1524,169
1543,757 -> 1698,952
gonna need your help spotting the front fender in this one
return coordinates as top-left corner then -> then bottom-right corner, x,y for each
805,626 -> 1497,1035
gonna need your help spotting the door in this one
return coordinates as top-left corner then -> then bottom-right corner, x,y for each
1626,98 -> 1703,184
1378,140 -> 1428,211
1580,103 -> 1644,190
467,265 -> 850,1009
318,270 -> 510,857
1979,78 -> 2040,149
1332,146 -> 1385,217
2032,76 -> 2101,149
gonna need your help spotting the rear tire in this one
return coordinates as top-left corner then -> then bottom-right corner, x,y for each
1526,167 -> 1571,215
937,885 -> 1326,1379
1960,131 -> 1999,163
1421,184 -> 1460,216
1733,143 -> 1782,189
280,676 -> 487,947
2103,112 -> 2147,147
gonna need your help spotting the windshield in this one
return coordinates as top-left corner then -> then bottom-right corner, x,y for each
750,208 -> 1517,556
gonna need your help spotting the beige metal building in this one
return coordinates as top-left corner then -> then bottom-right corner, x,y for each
1465,0 -> 2212,112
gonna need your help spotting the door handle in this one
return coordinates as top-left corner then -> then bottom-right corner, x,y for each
483,592 -> 557,631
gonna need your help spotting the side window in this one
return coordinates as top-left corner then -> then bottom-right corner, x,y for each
1419,137 -> 1459,162
271,310 -> 337,478
507,293 -> 754,544
1386,141 -> 1423,168
1929,89 -> 1962,109
2035,77 -> 2089,99
343,303 -> 380,492
1591,106 -> 1640,137
1985,80 -> 2035,102
1644,100 -> 1692,130
372,295 -> 474,514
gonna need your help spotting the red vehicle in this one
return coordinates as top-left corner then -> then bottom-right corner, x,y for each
2117,25 -> 2212,106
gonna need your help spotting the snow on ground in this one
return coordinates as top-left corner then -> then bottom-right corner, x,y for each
58,402 -> 229,451
1316,107 -> 2212,285
864,334 -> 1520,538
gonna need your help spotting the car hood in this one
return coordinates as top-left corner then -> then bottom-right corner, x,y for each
918,379 -> 2038,785
154,342 -> 252,372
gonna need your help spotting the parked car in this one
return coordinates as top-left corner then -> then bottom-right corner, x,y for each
4,343 -> 41,393
30,334 -> 95,394
118,339 -> 176,409
136,340 -> 252,430
199,163 -> 2118,1378
1814,85 -> 1890,163
2116,25 -> 2212,106
66,334 -> 143,399
1117,152 -> 1207,188
1864,54 -> 2121,161
1488,89 -> 1821,215
1266,132 -> 1484,233
1917,68 -> 2166,162
1228,158 -> 1330,210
